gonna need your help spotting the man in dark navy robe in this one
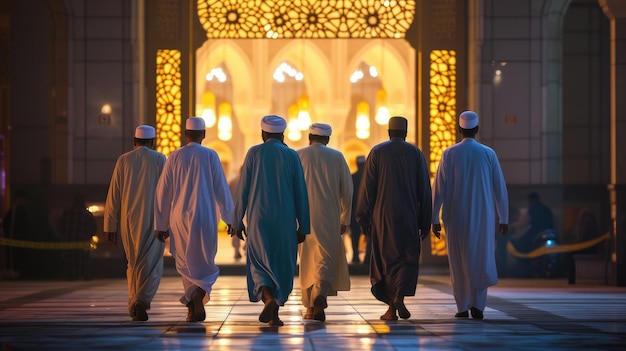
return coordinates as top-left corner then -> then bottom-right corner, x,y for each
355,116 -> 432,321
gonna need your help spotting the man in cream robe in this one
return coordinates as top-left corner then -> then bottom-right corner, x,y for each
104,125 -> 166,321
297,123 -> 352,322
154,117 -> 234,322
432,111 -> 509,320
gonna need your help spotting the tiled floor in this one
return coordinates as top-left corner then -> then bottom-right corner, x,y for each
1,272 -> 625,351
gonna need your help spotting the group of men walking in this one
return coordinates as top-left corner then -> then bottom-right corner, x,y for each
103,110 -> 509,325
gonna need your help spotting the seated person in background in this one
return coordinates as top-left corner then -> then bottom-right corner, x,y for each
515,192 -> 554,253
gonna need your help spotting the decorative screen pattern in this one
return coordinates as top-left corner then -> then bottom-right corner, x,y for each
197,0 -> 415,39
429,49 -> 456,257
156,49 -> 182,156
429,49 -> 456,178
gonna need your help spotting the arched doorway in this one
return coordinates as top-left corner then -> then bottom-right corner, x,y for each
146,0 -> 468,264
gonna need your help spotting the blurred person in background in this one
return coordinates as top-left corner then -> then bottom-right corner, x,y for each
60,193 -> 97,281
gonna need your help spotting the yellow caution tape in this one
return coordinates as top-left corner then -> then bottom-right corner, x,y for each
0,237 -> 96,251
506,232 -> 611,258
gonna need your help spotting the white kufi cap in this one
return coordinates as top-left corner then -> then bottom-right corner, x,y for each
309,123 -> 332,136
186,117 -> 206,131
261,115 -> 287,133
135,125 -> 155,139
459,111 -> 479,129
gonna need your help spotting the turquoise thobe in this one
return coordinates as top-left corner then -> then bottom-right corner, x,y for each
232,138 -> 310,305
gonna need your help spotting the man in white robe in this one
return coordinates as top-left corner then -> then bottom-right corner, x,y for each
154,117 -> 234,322
104,125 -> 166,321
297,123 -> 352,322
432,111 -> 509,320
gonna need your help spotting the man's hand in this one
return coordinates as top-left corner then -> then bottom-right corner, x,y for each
105,232 -> 117,245
419,228 -> 428,241
156,230 -> 169,242
227,224 -> 234,236
237,224 -> 247,241
235,229 -> 245,241
432,223 -> 442,239
228,223 -> 246,240
499,224 -> 509,236
340,224 -> 347,236
296,226 -> 306,243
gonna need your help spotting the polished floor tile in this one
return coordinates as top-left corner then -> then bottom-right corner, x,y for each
0,273 -> 625,350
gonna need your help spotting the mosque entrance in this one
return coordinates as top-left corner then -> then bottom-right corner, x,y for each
146,0 -> 466,265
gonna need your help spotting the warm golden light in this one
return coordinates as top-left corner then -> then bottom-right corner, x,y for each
197,1 -> 415,39
375,88 -> 390,125
87,204 -> 104,214
297,93 -> 311,130
273,62 -> 302,82
100,104 -> 112,114
288,102 -> 299,121
217,101 -> 232,141
429,50 -> 457,178
156,49 -> 182,156
202,109 -> 216,128
90,235 -> 98,250
200,91 -> 217,127
356,100 -> 371,139
430,49 -> 456,257
287,118 -> 302,141
286,104 -> 302,141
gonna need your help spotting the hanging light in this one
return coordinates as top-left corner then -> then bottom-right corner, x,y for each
297,93 -> 311,130
287,103 -> 302,141
287,119 -> 302,141
200,91 -> 217,128
375,87 -> 390,125
217,101 -> 232,141
375,41 -> 390,126
356,100 -> 370,139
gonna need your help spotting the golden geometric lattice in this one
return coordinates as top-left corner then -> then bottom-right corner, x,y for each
429,49 -> 456,178
156,49 -> 182,157
429,49 -> 456,256
197,0 -> 416,39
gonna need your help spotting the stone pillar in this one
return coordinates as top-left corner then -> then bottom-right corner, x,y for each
599,0 -> 626,286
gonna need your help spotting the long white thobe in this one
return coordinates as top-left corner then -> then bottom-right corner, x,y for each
154,142 -> 234,304
104,146 -> 166,312
432,138 -> 509,311
297,143 -> 352,306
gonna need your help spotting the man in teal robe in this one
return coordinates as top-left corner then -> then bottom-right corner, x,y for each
231,115 -> 310,326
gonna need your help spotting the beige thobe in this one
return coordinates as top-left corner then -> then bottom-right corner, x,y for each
297,143 -> 352,307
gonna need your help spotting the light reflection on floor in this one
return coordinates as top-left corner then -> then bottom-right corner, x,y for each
0,275 -> 625,350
